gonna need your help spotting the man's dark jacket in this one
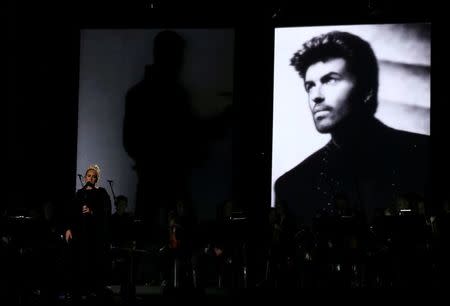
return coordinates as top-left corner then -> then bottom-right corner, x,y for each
275,118 -> 430,227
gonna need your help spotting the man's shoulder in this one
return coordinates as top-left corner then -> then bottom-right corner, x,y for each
388,126 -> 428,142
275,146 -> 329,189
126,80 -> 148,99
381,125 -> 429,152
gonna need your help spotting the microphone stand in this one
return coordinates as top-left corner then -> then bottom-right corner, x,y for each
107,180 -> 116,202
78,174 -> 84,187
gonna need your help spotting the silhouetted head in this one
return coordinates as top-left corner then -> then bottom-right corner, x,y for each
393,193 -> 410,214
114,195 -> 128,216
443,199 -> 450,214
153,30 -> 186,73
291,31 -> 379,133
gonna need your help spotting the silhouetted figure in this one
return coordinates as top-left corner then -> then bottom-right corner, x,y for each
124,30 -> 197,238
109,195 -> 140,302
265,202 -> 297,288
209,200 -> 248,288
110,195 -> 134,248
159,199 -> 197,290
311,193 -> 368,288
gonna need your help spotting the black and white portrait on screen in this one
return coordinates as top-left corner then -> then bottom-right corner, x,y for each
271,24 -> 430,226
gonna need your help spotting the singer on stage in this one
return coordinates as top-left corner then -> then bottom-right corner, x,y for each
64,164 -> 112,301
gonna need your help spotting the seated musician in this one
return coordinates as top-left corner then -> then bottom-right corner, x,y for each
110,195 -> 135,248
160,199 -> 196,288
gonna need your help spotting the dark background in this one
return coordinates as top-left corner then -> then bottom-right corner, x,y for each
6,0 -> 444,229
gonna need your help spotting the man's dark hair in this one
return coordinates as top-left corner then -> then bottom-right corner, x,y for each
290,31 -> 379,115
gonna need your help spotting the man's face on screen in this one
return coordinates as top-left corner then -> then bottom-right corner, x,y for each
304,57 -> 357,133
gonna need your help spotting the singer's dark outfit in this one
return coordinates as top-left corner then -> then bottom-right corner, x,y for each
65,187 -> 111,296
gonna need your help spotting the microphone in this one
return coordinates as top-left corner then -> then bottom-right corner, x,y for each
83,181 -> 94,189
